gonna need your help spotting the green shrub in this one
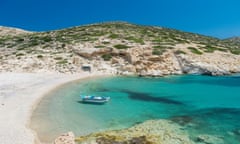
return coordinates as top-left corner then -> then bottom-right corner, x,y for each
230,49 -> 240,55
108,34 -> 119,39
15,38 -> 25,43
202,45 -> 218,53
54,57 -> 63,60
95,45 -> 105,48
152,39 -> 163,43
114,44 -> 130,49
217,48 -> 228,52
153,45 -> 163,49
101,54 -> 112,61
57,60 -> 68,64
152,49 -> 166,55
133,39 -> 144,45
17,47 -> 25,51
203,46 -> 228,53
0,39 -> 6,45
91,32 -> 105,37
61,43 -> 66,48
27,50 -> 33,54
16,53 -> 25,57
7,45 -> 13,48
37,55 -> 43,58
174,50 -> 186,55
203,47 -> 215,53
28,40 -> 39,47
102,41 -> 110,44
125,36 -> 144,44
187,47 -> 203,55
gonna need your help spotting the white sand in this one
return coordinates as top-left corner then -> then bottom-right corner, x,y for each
0,72 -> 104,144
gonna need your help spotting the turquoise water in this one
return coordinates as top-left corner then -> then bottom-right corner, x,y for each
31,75 -> 240,143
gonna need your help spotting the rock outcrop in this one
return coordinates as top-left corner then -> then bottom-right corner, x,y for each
54,132 -> 75,144
175,51 -> 240,75
75,120 -> 194,144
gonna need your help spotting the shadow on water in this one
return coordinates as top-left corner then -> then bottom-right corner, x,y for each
77,100 -> 106,105
121,90 -> 185,105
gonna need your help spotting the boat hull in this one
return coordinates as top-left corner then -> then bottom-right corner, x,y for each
80,96 -> 110,104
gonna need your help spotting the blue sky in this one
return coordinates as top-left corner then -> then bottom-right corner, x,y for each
0,0 -> 240,38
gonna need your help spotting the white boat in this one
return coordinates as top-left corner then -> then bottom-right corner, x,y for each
80,95 -> 110,104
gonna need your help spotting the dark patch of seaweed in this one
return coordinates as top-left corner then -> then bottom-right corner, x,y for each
122,90 -> 184,105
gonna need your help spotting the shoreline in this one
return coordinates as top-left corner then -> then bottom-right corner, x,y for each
30,73 -> 114,144
1,72 -> 239,144
0,72 -> 109,144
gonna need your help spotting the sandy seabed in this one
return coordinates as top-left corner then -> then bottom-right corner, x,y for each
0,72 -> 105,144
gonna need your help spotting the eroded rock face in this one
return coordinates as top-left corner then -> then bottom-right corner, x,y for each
85,48 -> 240,77
54,132 -> 75,144
175,52 -> 240,76
72,47 -> 100,58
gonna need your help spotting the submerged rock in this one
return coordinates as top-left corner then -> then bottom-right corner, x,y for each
170,116 -> 194,126
232,129 -> 240,136
194,134 -> 224,144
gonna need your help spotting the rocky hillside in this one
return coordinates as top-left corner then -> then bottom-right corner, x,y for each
0,26 -> 31,36
224,37 -> 240,45
0,22 -> 240,76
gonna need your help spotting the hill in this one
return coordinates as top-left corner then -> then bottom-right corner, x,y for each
0,22 -> 240,76
224,37 -> 240,45
0,26 -> 31,36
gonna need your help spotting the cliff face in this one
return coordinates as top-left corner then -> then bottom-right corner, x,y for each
0,22 -> 240,76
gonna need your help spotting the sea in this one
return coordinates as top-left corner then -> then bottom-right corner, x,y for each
30,75 -> 240,143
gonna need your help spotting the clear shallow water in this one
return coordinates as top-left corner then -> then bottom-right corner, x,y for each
31,75 -> 240,143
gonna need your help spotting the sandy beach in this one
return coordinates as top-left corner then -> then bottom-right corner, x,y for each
0,72 -> 104,144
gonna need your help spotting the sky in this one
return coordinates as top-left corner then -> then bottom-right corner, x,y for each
0,0 -> 240,39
